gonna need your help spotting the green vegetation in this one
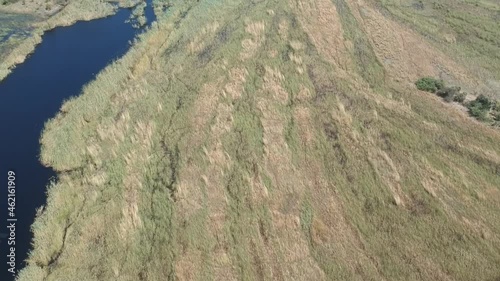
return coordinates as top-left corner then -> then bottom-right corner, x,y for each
380,0 -> 500,89
0,13 -> 34,56
333,0 -> 386,90
416,76 -> 500,125
415,77 -> 444,93
467,94 -> 493,121
416,77 -> 463,103
13,0 -> 500,280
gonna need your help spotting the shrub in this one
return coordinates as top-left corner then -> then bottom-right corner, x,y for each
467,94 -> 493,121
474,94 -> 493,109
436,86 -> 461,102
415,77 -> 444,93
453,91 -> 467,103
468,105 -> 488,121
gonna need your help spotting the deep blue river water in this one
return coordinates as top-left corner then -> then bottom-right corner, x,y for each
0,2 -> 155,280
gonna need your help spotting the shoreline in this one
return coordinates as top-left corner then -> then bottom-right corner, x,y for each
0,1 -> 158,279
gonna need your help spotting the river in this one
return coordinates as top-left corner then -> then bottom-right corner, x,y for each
0,1 -> 155,279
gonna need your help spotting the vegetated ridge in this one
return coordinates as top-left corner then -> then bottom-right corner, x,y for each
13,0 -> 500,280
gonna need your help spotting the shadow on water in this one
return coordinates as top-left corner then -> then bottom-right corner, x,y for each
0,1 -> 155,280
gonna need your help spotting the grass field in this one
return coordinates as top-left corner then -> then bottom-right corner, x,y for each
379,0 -> 500,96
14,0 -> 500,280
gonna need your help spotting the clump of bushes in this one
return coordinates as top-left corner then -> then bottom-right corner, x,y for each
465,94 -> 500,125
415,77 -> 445,93
465,94 -> 500,124
467,94 -> 492,121
415,77 -> 500,127
416,77 -> 466,103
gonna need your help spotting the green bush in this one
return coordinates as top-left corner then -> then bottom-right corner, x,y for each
468,105 -> 488,121
415,77 -> 444,93
474,94 -> 493,109
467,94 -> 493,121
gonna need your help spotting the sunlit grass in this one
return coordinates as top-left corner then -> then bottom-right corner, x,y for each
15,0 -> 500,280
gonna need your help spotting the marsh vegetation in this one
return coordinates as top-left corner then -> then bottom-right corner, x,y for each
0,0 -> 145,81
8,0 -> 500,280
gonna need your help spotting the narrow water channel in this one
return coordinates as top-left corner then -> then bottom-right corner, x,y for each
0,1 -> 155,279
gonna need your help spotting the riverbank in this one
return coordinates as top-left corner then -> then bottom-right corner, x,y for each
0,2 -> 158,280
0,0 -> 143,82
15,15 -> 169,281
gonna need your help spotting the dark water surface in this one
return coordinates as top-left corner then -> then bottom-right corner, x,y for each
0,1 -> 155,280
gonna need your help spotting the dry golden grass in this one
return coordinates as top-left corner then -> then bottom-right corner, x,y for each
240,21 -> 265,60
291,0 -> 350,71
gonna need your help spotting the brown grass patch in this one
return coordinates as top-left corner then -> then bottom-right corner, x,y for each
290,0 -> 350,70
240,21 -> 266,60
